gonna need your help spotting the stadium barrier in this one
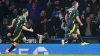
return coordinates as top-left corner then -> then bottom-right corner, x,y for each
0,44 -> 100,54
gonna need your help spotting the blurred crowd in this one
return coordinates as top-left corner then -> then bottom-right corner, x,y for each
0,0 -> 100,43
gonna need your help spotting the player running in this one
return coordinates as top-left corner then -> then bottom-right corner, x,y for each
61,1 -> 88,47
5,9 -> 33,54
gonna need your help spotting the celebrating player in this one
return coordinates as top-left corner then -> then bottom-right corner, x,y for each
5,9 -> 33,54
62,1 -> 88,47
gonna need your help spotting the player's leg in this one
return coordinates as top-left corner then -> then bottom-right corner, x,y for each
5,33 -> 20,54
65,25 -> 79,41
61,30 -> 73,47
77,29 -> 88,46
77,29 -> 84,42
64,36 -> 72,43
61,31 -> 78,47
20,33 -> 27,43
71,28 -> 78,42
62,24 -> 77,47
64,28 -> 73,43
6,42 -> 18,54
64,33 -> 73,43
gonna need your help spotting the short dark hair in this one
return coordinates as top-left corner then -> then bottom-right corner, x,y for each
72,1 -> 78,6
22,9 -> 28,14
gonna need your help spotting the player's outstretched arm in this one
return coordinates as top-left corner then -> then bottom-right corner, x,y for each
22,26 -> 33,32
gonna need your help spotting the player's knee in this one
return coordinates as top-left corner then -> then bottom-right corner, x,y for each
72,34 -> 78,39
77,29 -> 80,35
22,37 -> 27,42
12,42 -> 18,47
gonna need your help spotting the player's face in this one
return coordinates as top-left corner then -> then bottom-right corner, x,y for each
75,3 -> 79,8
25,11 -> 28,17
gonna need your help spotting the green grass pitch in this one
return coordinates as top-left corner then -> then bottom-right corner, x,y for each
0,54 -> 100,56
